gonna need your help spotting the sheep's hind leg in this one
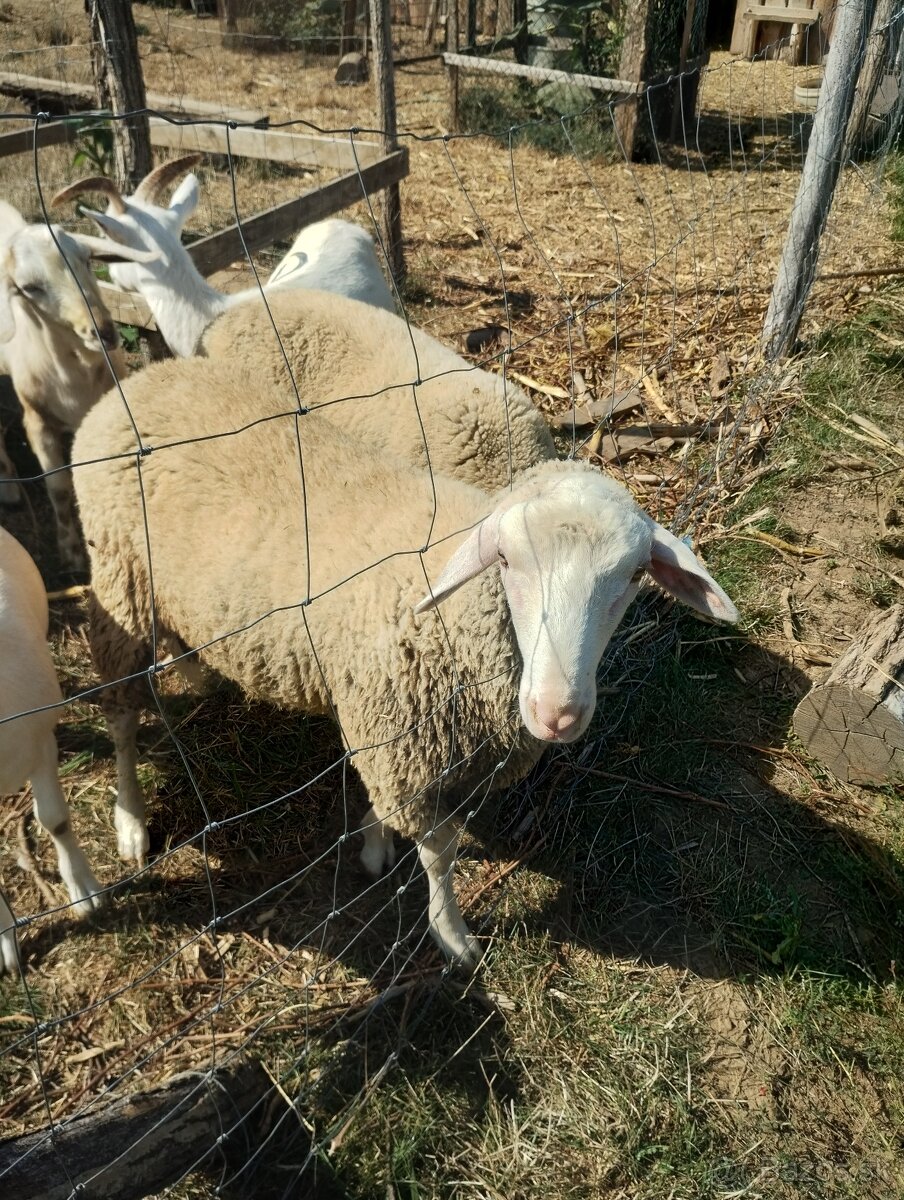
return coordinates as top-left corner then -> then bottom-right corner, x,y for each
359,804 -> 396,877
108,709 -> 149,865
418,822 -> 481,971
31,733 -> 103,916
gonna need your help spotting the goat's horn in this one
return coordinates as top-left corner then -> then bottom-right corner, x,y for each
51,177 -> 127,215
134,153 -> 202,204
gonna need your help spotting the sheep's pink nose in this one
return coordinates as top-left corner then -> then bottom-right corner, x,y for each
537,703 -> 586,741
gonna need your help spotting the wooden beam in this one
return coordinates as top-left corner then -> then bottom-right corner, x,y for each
0,120 -> 76,159
147,119 -> 381,171
441,53 -> 640,93
98,282 -> 154,330
0,71 -> 268,126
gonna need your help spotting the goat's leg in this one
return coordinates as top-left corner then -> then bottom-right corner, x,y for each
359,803 -> 396,877
20,408 -> 86,574
30,732 -> 103,915
417,820 -> 481,970
0,428 -> 22,507
0,888 -> 19,975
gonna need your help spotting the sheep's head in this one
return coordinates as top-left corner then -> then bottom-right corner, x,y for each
51,156 -> 202,294
416,462 -> 739,745
0,200 -> 159,352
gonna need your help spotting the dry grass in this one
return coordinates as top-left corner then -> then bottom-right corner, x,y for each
0,3 -> 903,1197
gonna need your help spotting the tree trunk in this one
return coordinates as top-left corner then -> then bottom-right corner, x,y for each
843,0 -> 898,157
612,0 -> 657,160
88,0 -> 152,191
369,0 -> 405,286
793,605 -> 904,784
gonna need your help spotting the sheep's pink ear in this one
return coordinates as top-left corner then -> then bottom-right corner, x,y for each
647,523 -> 739,623
414,513 -> 500,613
169,174 -> 199,225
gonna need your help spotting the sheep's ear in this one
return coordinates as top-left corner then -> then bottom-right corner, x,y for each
646,523 -> 739,623
414,513 -> 501,614
169,174 -> 199,225
0,201 -> 26,234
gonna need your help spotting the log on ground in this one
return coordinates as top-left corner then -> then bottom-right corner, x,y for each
793,604 -> 904,784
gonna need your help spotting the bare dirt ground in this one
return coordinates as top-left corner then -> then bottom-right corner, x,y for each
0,4 -> 903,1198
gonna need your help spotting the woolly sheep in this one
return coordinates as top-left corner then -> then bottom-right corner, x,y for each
202,288 -> 557,492
0,526 -> 103,973
72,354 -> 738,967
0,199 -> 156,572
52,158 -> 396,359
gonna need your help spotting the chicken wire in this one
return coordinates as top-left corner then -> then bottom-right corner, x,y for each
0,5 -> 902,1196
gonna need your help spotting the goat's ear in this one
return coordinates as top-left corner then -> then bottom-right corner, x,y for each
414,513 -> 501,613
72,233 -> 160,265
0,200 -> 26,234
79,207 -> 130,245
169,174 -> 199,225
646,522 -> 739,623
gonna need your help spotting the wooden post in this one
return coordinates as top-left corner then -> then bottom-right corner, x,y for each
793,605 -> 904,784
612,0 -> 657,160
843,0 -> 897,157
466,0 -> 477,46
761,0 -> 873,361
87,0 -> 152,191
369,0 -> 406,285
447,0 -> 460,130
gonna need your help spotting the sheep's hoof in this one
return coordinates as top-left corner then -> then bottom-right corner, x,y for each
115,810 -> 150,866
64,862 -> 106,918
0,930 -> 21,976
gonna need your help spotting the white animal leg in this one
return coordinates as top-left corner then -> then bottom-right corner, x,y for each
417,822 -> 481,970
21,409 -> 86,574
30,734 -> 102,916
0,429 -> 22,507
0,889 -> 20,975
109,709 -> 149,864
359,804 -> 396,877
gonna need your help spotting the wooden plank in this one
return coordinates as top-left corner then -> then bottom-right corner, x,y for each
147,118 -> 380,171
98,282 -> 155,330
185,147 -> 409,277
740,2 -> 818,22
0,120 -> 75,159
442,53 -> 641,94
0,71 -> 268,126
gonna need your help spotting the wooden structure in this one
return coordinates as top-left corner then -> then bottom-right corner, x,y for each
0,87 -> 408,329
87,0 -> 151,189
793,605 -> 904,785
730,0 -> 830,60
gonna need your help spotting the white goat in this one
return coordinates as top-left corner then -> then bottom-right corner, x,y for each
0,525 -> 103,974
0,200 -> 157,572
52,157 -> 397,359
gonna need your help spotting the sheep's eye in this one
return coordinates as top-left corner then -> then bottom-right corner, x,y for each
20,283 -> 44,299
498,553 -> 509,570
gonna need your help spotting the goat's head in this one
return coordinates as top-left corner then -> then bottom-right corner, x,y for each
0,200 -> 159,353
416,462 -> 739,745
51,156 -> 202,294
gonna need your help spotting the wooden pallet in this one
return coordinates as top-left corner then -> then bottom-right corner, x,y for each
730,0 -> 823,59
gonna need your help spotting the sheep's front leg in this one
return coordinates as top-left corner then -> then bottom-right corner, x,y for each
360,804 -> 396,877
108,709 -> 149,865
31,734 -> 103,916
20,408 -> 86,575
418,822 -> 481,971
0,429 -> 22,507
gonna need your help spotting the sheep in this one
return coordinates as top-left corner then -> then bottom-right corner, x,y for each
51,158 -> 397,359
72,353 -> 738,967
0,525 -> 103,974
206,287 -> 556,492
0,199 -> 158,573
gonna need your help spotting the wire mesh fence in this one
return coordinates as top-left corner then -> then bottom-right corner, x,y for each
0,0 -> 902,1196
